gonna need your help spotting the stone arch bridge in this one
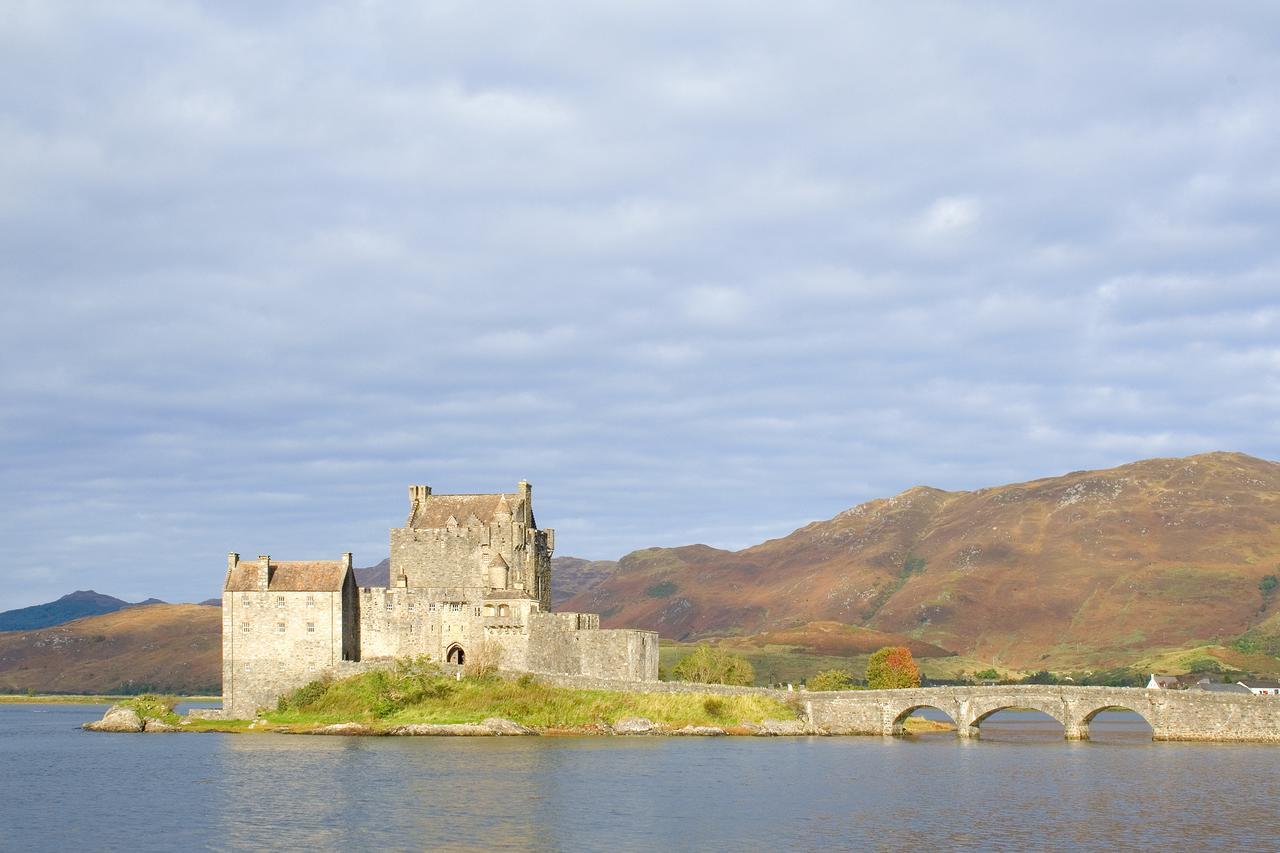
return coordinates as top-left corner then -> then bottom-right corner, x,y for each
802,684 -> 1280,741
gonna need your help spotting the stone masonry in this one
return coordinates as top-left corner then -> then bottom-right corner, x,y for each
222,482 -> 658,717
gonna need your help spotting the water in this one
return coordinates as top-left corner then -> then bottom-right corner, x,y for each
2,703 -> 1278,851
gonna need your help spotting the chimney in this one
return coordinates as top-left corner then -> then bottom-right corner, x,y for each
518,480 -> 532,525
341,552 -> 353,570
408,485 -> 432,525
227,552 -> 239,572
258,555 -> 271,591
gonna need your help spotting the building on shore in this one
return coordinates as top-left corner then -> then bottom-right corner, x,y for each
221,481 -> 658,717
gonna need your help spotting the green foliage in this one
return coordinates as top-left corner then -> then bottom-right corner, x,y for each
254,662 -> 794,729
1073,667 -> 1145,687
1261,575 -> 1278,595
807,669 -> 857,691
1021,670 -> 1058,685
865,646 -> 921,689
1233,632 -> 1280,657
973,668 -> 1000,681
123,693 -> 181,723
671,644 -> 755,686
645,581 -> 678,598
901,555 -> 927,577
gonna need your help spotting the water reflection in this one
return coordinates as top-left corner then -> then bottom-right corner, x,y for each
4,704 -> 1279,851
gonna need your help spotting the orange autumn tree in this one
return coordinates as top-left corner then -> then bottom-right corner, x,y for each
865,646 -> 921,689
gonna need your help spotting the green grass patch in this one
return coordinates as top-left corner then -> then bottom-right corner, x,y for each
255,658 -> 795,730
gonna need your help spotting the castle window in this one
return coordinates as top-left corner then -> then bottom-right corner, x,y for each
244,662 -> 253,672
449,602 -> 462,612
385,594 -> 395,610
407,595 -> 415,611
275,622 -> 285,633
428,602 -> 437,612
240,622 -> 250,633
275,596 -> 285,609
242,595 -> 252,606
306,595 -> 316,608
474,607 -> 481,616
306,622 -> 316,633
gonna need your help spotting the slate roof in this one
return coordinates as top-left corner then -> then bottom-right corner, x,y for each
409,493 -> 527,529
225,560 -> 349,592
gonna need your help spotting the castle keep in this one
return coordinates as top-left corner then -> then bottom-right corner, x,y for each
222,482 -> 658,717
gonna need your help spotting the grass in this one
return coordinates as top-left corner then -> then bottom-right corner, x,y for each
248,659 -> 797,732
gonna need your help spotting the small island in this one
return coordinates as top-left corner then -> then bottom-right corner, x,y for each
85,658 -> 810,737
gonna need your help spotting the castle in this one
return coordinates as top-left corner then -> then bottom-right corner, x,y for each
221,481 -> 658,717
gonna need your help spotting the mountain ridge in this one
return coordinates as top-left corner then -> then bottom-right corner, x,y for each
565,451 -> 1280,668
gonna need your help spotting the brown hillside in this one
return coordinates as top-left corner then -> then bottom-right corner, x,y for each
564,452 -> 1280,668
0,604 -> 220,695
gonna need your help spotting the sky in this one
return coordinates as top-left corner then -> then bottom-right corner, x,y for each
1,2 -> 1278,610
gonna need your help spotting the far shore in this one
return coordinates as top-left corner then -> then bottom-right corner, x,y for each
1,694 -> 220,705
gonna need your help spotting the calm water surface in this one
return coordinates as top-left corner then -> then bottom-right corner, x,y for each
2,703 -> 1277,851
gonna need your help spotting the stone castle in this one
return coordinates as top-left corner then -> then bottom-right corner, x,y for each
221,481 -> 658,717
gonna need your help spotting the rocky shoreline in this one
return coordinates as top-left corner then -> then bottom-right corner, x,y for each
82,704 -> 812,737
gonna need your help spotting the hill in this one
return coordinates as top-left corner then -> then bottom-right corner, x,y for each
0,604 -> 220,695
0,590 -> 142,632
564,452 -> 1280,670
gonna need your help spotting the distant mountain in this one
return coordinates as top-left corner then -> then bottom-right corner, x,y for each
0,591 -> 136,632
354,558 -> 391,587
565,452 -> 1280,670
551,557 -> 618,608
0,604 -> 220,695
198,598 -> 221,607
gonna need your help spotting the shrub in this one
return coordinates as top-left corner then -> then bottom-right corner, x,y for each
974,668 -> 1000,681
1261,575 -> 1278,595
278,673 -> 335,712
671,644 -> 755,686
703,698 -> 725,718
807,669 -> 857,691
865,646 -> 921,689
1021,670 -> 1058,685
901,556 -> 927,577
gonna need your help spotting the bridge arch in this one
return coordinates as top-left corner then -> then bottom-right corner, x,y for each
966,702 -> 1068,738
891,704 -> 958,736
1080,703 -> 1155,740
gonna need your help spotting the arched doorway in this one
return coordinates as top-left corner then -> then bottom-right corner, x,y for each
446,644 -> 465,665
892,705 -> 958,736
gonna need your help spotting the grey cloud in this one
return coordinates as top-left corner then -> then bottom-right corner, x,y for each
0,2 -> 1277,608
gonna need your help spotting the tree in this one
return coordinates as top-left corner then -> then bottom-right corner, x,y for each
671,644 -> 755,686
865,646 -> 920,689
974,668 -> 1000,681
807,669 -> 857,691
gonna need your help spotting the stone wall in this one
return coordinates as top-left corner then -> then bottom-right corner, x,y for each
525,613 -> 659,681
222,588 -> 350,718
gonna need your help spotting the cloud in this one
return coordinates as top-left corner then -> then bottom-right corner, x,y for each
0,2 -> 1276,609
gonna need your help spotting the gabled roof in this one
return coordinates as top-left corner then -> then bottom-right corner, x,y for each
1239,680 -> 1280,689
489,553 -> 510,568
409,493 -> 525,529
225,560 -> 349,592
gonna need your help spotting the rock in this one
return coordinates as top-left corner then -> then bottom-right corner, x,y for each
672,725 -> 726,736
316,722 -> 376,735
482,718 -> 536,736
389,723 -> 495,736
757,718 -> 808,736
83,705 -> 143,733
143,718 -> 181,733
612,717 -> 656,735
